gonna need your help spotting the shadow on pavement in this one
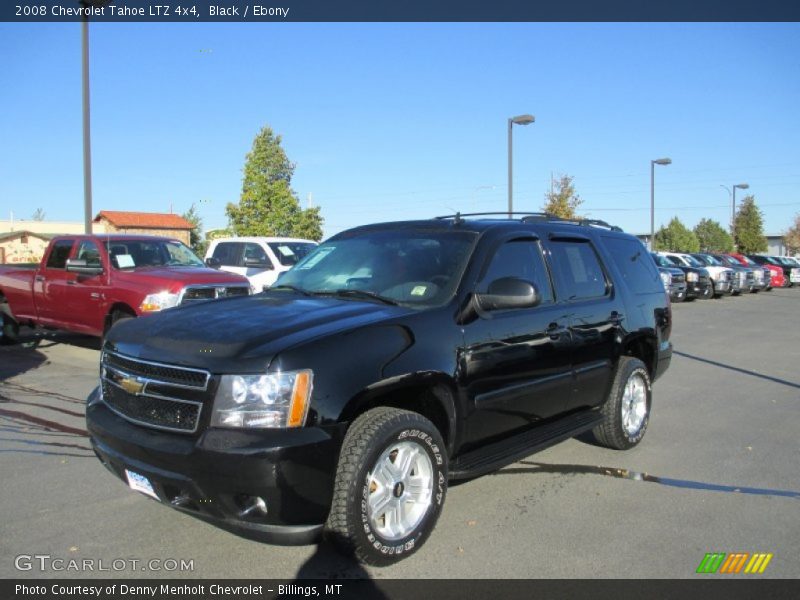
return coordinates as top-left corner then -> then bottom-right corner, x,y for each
674,350 -> 800,390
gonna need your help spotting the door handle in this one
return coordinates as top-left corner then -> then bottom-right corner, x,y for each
35,275 -> 44,282
609,311 -> 624,325
66,280 -> 75,285
546,323 -> 567,339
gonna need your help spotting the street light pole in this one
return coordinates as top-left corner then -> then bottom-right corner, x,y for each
649,157 -> 672,250
507,114 -> 534,217
81,13 -> 93,234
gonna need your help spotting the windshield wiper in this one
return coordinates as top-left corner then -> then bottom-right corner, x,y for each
314,289 -> 399,306
269,284 -> 312,296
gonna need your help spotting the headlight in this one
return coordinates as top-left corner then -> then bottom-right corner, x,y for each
686,272 -> 699,282
212,369 -> 313,429
139,291 -> 180,312
660,272 -> 672,287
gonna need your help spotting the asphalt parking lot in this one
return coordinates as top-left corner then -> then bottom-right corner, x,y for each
1,288 -> 798,580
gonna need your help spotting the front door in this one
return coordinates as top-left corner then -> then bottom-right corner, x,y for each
460,237 -> 573,448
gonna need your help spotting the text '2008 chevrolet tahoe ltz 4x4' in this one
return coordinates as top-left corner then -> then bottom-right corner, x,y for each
86,213 -> 672,565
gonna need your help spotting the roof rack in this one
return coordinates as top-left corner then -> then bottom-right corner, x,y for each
434,212 -> 623,232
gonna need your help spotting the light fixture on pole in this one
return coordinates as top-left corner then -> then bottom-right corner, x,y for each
507,114 -> 535,217
650,158 -> 672,250
730,183 -> 749,239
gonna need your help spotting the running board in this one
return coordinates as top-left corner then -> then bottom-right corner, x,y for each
450,410 -> 603,480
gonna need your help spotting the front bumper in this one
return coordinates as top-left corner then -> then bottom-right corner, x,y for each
686,280 -> 712,299
713,279 -> 732,295
668,283 -> 686,301
86,387 -> 346,544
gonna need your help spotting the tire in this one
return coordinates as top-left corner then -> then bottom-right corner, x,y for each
708,280 -> 716,298
325,407 -> 448,566
0,305 -> 20,345
592,357 -> 652,450
103,309 -> 135,340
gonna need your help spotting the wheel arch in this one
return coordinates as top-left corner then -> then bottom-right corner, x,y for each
103,302 -> 137,333
339,374 -> 458,456
621,333 -> 657,380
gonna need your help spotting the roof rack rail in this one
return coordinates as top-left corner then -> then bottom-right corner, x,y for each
433,212 -> 623,232
435,211 -> 558,220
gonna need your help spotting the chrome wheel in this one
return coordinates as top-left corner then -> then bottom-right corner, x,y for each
621,372 -> 648,436
367,441 -> 433,541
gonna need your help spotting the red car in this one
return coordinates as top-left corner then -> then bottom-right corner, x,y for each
0,234 -> 250,342
730,253 -> 785,289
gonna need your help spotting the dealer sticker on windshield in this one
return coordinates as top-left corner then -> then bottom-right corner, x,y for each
125,469 -> 159,500
411,285 -> 427,296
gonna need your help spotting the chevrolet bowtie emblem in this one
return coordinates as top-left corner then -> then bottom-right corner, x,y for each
120,376 -> 145,395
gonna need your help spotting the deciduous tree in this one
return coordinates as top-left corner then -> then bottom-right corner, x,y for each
693,218 -> 734,253
654,217 -> 700,253
783,213 -> 800,255
542,174 -> 583,219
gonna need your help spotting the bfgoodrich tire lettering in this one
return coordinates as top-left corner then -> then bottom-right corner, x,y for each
325,407 -> 447,566
592,356 -> 652,450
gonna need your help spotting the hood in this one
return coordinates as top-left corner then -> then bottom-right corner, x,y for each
114,266 -> 248,289
106,292 -> 414,373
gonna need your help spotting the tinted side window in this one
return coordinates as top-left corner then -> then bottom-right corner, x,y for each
212,242 -> 242,267
45,240 -> 75,269
548,240 -> 608,300
243,243 -> 270,265
602,237 -> 663,294
76,240 -> 102,267
480,239 -> 554,304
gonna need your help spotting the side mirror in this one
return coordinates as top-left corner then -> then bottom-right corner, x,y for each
475,277 -> 540,311
66,258 -> 103,276
243,257 -> 273,269
205,257 -> 221,269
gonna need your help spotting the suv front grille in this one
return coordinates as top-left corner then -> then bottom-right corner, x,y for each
100,351 -> 211,433
180,285 -> 250,304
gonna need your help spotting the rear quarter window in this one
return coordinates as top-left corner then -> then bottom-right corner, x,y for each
602,236 -> 664,294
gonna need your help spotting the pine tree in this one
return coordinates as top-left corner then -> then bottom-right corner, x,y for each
733,195 -> 767,253
226,126 -> 324,240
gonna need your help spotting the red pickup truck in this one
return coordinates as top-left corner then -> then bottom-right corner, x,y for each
0,234 -> 250,343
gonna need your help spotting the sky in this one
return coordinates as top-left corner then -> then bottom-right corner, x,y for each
1,22 -> 799,239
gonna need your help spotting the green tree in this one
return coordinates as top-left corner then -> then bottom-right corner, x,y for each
226,126 -> 324,241
182,203 -> 207,257
693,218 -> 734,253
733,195 -> 767,253
542,174 -> 583,219
654,217 -> 700,253
783,213 -> 800,255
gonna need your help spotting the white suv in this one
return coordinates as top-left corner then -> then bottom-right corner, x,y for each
205,237 -> 318,292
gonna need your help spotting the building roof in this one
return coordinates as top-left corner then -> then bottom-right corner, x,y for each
0,230 -> 56,243
93,211 -> 194,230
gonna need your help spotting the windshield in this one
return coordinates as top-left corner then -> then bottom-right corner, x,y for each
694,254 -> 721,266
741,255 -> 758,266
105,240 -> 204,269
718,255 -> 741,267
275,229 -> 478,307
651,253 -> 673,268
268,242 -> 317,267
681,254 -> 703,267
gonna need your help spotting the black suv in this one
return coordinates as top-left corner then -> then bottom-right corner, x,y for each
87,214 -> 672,565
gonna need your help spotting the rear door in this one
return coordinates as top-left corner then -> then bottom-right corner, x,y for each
544,235 -> 622,413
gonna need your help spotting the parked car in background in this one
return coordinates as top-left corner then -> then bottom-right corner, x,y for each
0,234 -> 250,343
744,255 -> 787,288
655,252 -> 712,300
205,237 -> 318,293
710,254 -> 756,293
772,256 -> 800,286
728,253 -> 773,291
650,253 -> 687,302
689,253 -> 739,296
